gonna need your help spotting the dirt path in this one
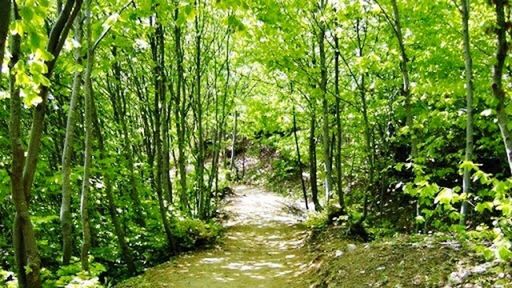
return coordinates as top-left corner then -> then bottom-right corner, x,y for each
119,185 -> 311,288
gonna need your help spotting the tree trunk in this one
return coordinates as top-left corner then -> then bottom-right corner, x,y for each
151,18 -> 176,251
459,0 -> 475,225
172,4 -> 189,212
334,30 -> 344,211
109,47 -> 146,226
230,111 -> 238,176
309,108 -> 321,211
293,106 -> 309,210
9,17 -> 42,288
80,0 -> 94,270
10,1 -> 82,285
60,15 -> 83,265
195,0 -> 207,218
492,0 -> 512,175
0,0 -> 10,75
318,19 -> 333,204
390,0 -> 415,158
91,95 -> 137,275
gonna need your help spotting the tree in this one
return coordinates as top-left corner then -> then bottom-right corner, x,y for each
492,0 -> 512,175
0,0 -> 10,74
8,1 -> 83,286
60,15 -> 83,265
457,0 -> 475,225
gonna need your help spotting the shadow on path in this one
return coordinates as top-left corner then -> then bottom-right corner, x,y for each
119,185 -> 311,288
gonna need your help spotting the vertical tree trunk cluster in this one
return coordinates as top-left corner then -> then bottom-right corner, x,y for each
8,1 -> 83,286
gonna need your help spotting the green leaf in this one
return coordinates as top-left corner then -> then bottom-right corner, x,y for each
480,109 -> 493,117
434,187 -> 454,205
497,246 -> 512,261
475,202 -> 494,213
415,215 -> 425,224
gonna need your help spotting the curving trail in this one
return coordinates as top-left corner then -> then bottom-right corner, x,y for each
119,185 -> 311,288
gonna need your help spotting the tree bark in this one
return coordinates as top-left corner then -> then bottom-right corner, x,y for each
293,106 -> 309,210
60,15 -> 83,265
230,111 -> 238,175
108,47 -> 146,226
195,0 -> 207,218
80,0 -> 93,270
318,18 -> 333,204
334,29 -> 344,211
173,4 -> 189,212
10,1 -> 82,286
9,8 -> 41,286
309,107 -> 321,211
151,16 -> 176,251
0,0 -> 10,75
389,0 -> 414,158
459,0 -> 475,225
91,95 -> 137,275
492,0 -> 512,175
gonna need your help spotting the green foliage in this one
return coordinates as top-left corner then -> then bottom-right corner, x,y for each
41,261 -> 106,288
304,210 -> 329,230
171,218 -> 222,250
1,0 -> 512,286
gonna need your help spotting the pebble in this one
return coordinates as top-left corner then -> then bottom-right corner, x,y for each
347,244 -> 357,252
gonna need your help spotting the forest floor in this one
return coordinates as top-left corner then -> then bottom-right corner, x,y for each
118,185 -> 312,288
304,227 -> 512,287
118,184 -> 512,288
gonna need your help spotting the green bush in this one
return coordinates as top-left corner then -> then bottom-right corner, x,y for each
171,218 -> 222,250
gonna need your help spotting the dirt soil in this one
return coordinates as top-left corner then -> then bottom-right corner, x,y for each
118,185 -> 311,288
304,227 -> 512,288
118,185 -> 512,288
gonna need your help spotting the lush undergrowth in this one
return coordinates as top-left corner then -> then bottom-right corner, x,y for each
1,217 -> 222,287
304,226 -> 512,288
240,140 -> 512,286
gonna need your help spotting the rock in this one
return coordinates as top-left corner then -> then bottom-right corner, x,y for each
347,243 -> 357,252
449,270 -> 470,285
334,250 -> 344,258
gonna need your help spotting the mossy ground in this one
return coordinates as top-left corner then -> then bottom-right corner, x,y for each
304,227 -> 512,288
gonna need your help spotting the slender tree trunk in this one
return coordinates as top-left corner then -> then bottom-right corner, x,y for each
157,26 -> 172,212
318,20 -> 333,204
151,19 -> 176,251
0,0 -> 10,75
23,0 -> 83,205
309,108 -> 321,211
10,1 -> 82,285
91,95 -> 137,275
109,47 -> 146,226
195,0 -> 207,218
230,111 -> 238,175
354,20 -> 373,221
9,12 -> 41,287
390,0 -> 415,158
80,0 -> 94,270
174,4 -> 189,212
492,0 -> 512,175
459,0 -> 475,225
293,106 -> 309,210
60,15 -> 83,265
334,30 -> 344,211
209,62 -> 221,212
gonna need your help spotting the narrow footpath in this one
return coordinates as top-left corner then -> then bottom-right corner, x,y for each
119,185 -> 311,288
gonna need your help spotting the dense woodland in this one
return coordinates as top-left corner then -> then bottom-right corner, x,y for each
0,0 -> 512,287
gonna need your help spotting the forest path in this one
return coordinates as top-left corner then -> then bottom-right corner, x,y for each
120,185 -> 311,288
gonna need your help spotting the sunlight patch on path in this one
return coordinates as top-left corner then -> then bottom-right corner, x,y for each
119,185 -> 310,288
